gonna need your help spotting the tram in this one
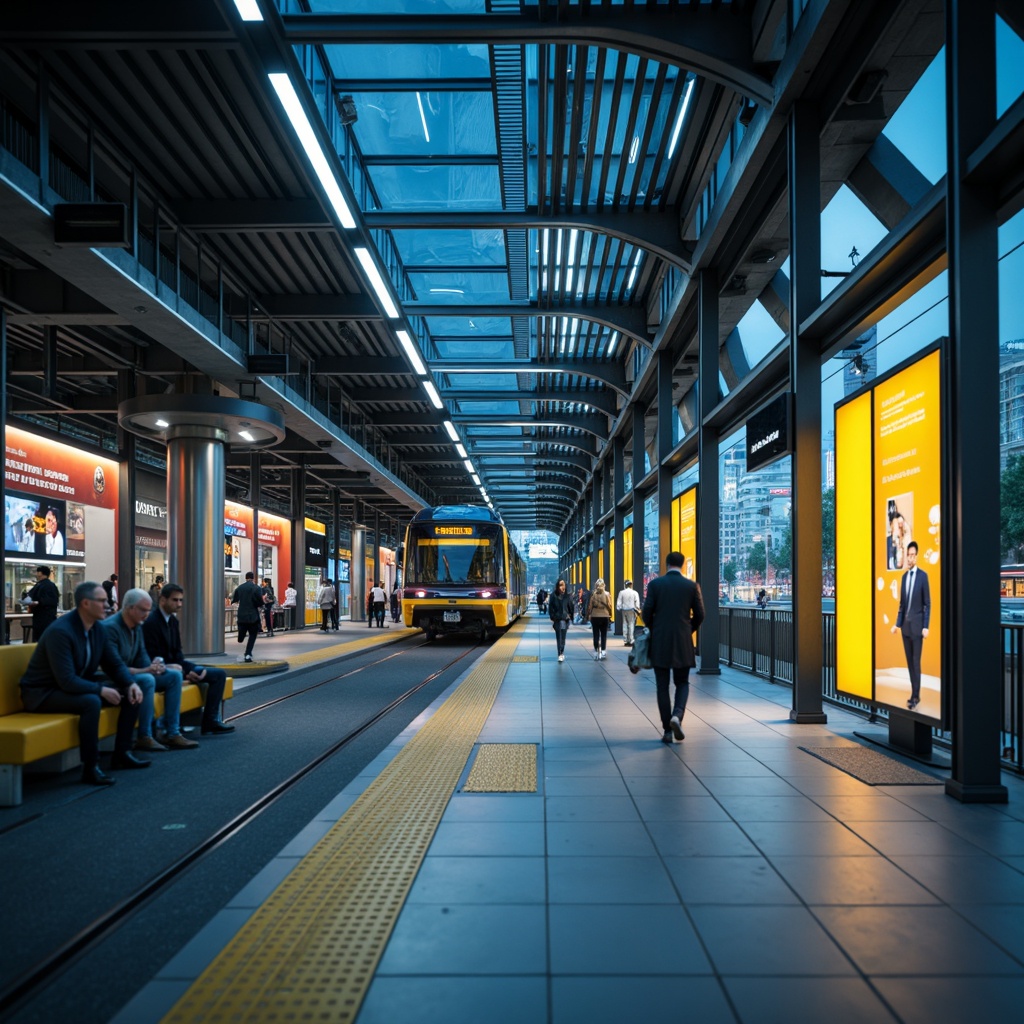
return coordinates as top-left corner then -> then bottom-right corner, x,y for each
400,504 -> 527,640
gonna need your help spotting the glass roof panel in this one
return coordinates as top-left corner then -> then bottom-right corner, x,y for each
410,272 -> 510,304
459,401 -> 521,413
881,49 -> 945,184
447,374 -> 518,390
304,1 -> 489,14
997,15 -> 1024,117
347,91 -> 495,157
367,165 -> 500,209
391,228 -> 506,266
323,43 -> 489,80
426,316 -> 511,337
433,338 -> 515,359
735,300 -> 785,370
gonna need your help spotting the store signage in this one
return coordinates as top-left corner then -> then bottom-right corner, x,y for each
745,393 -> 792,472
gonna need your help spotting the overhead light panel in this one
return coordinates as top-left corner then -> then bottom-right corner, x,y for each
268,73 -> 356,229
455,443 -> 467,458
354,247 -> 399,318
415,92 -> 431,143
422,380 -> 444,409
239,430 -> 255,442
667,76 -> 696,158
443,420 -> 460,442
232,0 -> 263,20
472,474 -> 481,486
396,329 -> 426,375
464,459 -> 476,474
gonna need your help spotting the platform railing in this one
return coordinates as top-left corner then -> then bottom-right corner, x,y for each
717,608 -> 1023,773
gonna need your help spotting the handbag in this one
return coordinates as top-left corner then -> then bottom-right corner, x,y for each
628,628 -> 652,674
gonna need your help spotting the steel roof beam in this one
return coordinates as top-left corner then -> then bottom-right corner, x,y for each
429,359 -> 628,396
280,10 -> 771,105
452,413 -> 609,440
248,294 -> 381,321
446,388 -> 618,416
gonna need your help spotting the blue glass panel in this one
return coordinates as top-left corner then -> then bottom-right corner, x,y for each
882,50 -> 945,185
820,185 -> 886,299
347,91 -> 495,156
427,316 -> 511,337
999,206 -> 1024,343
367,165 -> 500,209
323,42 -> 491,80
997,16 -> 1024,118
433,338 -> 516,359
409,272 -> 510,304
458,401 -> 522,413
735,300 -> 785,370
447,373 -> 519,390
314,5 -> 488,27
392,228 -> 505,266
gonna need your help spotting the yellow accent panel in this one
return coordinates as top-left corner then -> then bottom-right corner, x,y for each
836,392 -> 874,700
162,621 -> 526,1024
463,743 -> 537,792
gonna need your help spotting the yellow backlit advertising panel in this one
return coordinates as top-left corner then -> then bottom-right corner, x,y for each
836,392 -> 873,700
675,486 -> 697,581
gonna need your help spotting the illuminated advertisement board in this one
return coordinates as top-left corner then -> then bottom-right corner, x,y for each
836,346 -> 942,721
671,485 -> 697,581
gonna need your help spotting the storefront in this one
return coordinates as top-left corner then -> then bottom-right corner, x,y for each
135,471 -> 167,592
3,426 -> 119,618
224,502 -> 292,628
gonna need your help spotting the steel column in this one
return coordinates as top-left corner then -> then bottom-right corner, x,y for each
657,350 -> 673,569
632,404 -> 646,595
698,268 -> 721,674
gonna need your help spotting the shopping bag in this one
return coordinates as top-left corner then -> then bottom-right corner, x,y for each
628,628 -> 652,674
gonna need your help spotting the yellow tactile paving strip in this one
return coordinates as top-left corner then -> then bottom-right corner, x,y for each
463,744 -> 538,792
162,620 -> 525,1024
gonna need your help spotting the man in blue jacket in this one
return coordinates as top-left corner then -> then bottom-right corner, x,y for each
642,551 -> 705,745
19,580 -> 147,786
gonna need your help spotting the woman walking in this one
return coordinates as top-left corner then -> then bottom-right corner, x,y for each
587,579 -> 613,659
548,578 -> 573,663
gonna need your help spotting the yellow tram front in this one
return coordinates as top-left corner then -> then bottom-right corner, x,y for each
401,506 -> 519,640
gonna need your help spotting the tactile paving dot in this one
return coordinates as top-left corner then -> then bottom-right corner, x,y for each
463,744 -> 538,792
162,621 -> 525,1024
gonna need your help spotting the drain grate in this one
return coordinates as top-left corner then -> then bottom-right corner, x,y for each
463,743 -> 538,792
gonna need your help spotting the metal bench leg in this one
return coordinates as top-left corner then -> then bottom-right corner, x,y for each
0,765 -> 24,807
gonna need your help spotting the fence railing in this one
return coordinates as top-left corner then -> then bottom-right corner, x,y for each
718,608 -> 1023,773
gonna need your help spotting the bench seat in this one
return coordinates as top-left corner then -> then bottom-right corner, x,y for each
0,642 -> 232,805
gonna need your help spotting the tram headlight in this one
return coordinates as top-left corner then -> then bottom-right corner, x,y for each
416,590 -> 427,598
480,591 -> 492,598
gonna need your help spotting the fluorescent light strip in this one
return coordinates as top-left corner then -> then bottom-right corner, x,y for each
239,430 -> 255,442
455,443 -> 467,458
354,247 -> 400,318
628,135 -> 640,164
443,420 -> 460,442
667,77 -> 696,158
232,0 -> 263,20
415,92 -> 431,143
464,459 -> 476,474
395,329 -> 426,375
267,74 -> 355,229
422,380 -> 444,409
472,474 -> 481,486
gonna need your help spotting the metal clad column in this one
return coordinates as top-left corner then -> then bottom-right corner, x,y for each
788,99 -> 827,724
944,0 -> 1006,802
657,349 -> 673,569
167,427 -> 226,657
632,403 -> 646,596
291,457 -> 306,629
698,269 -> 721,674
613,435 -> 625,635
117,369 -> 136,590
351,497 -> 366,622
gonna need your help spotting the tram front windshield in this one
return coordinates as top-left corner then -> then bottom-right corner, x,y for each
406,524 -> 505,585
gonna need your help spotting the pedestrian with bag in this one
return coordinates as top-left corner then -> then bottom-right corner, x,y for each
642,551 -> 705,745
615,578 -> 641,646
586,579 -> 613,660
316,577 -> 336,632
548,578 -> 573,663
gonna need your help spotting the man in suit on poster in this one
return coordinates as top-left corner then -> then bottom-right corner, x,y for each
890,540 -> 930,710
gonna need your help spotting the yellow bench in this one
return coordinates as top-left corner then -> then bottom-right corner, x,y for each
0,643 -> 233,806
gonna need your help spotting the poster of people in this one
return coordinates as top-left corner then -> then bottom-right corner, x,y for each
3,492 -> 84,561
836,345 -> 942,721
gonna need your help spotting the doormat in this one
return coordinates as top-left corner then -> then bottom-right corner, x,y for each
799,745 -> 943,785
463,744 -> 537,792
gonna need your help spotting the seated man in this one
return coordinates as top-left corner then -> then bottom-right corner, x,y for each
19,580 -> 149,786
101,588 -> 198,752
142,583 -> 234,735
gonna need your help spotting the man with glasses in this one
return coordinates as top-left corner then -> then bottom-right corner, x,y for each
19,581 -> 148,786
101,588 -> 198,752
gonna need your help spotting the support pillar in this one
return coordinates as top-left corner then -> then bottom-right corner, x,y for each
632,404 -> 646,596
657,350 -> 673,570
613,435 -> 626,636
944,0 -> 1006,802
788,98 -> 827,724
351,520 -> 366,622
697,268 -> 721,674
116,369 -> 136,590
291,457 -> 306,629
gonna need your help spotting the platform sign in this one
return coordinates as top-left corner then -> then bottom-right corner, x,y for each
836,345 -> 942,722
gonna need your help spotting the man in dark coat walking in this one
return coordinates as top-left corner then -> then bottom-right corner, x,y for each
641,551 -> 705,745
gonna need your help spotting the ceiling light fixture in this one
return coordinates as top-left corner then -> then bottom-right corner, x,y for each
415,91 -> 431,143
628,135 -> 640,164
353,247 -> 399,318
667,76 -> 696,158
155,419 -> 169,428
443,420 -> 460,442
455,443 -> 467,458
239,430 -> 255,441
268,73 -> 356,229
232,0 -> 263,21
464,459 -> 476,474
472,474 -> 481,486
423,380 -> 444,409
396,329 -> 426,375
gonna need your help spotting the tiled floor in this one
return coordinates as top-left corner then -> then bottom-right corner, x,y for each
361,621 -> 1024,1024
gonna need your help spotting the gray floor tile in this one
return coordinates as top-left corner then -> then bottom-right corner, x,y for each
935,818 -> 1024,856
690,905 -> 855,975
545,795 -> 641,821
543,745 -> 614,761
808,795 -> 929,821
846,820 -> 994,857
664,856 -> 799,905
544,759 -> 623,777
785,775 -> 878,796
547,856 -> 678,904
428,821 -> 545,856
443,794 -> 544,821
226,857 -> 300,907
551,976 -> 735,1024
697,776 -> 801,797
632,794 -> 731,821
949,903 -> 1024,960
873,978 -> 1024,1024
680,761 -> 777,777
647,820 -> 762,857
549,903 -> 712,974
407,856 -> 546,904
377,905 -> 547,974
725,977 -> 899,1024
889,854 -> 1024,903
544,775 -> 630,797
547,820 -> 656,856
715,794 -> 832,821
621,774 -> 708,796
813,905 -> 1024,975
742,821 -> 877,856
769,855 -> 939,905
276,818 -> 334,857
358,977 -> 548,1024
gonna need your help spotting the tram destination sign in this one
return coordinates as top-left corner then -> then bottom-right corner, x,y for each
746,392 -> 793,472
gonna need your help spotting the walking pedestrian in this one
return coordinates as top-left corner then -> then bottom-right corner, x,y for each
316,577 -> 336,632
642,552 -> 704,744
548,578 -> 573,663
231,572 -> 264,662
616,578 -> 641,646
586,579 -> 613,659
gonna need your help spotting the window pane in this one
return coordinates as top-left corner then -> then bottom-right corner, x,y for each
882,49 -> 946,184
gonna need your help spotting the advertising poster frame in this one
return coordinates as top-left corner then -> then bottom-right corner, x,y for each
835,342 -> 944,725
